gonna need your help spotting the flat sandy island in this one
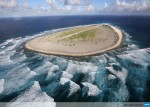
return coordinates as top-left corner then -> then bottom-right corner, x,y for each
25,24 -> 123,56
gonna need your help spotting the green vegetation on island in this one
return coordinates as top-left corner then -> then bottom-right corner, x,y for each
57,25 -> 96,38
62,28 -> 97,42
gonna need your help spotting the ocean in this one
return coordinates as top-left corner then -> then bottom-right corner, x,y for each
0,16 -> 150,47
0,16 -> 150,104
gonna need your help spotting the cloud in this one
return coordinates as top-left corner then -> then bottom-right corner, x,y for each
104,0 -> 150,13
104,2 -> 108,8
22,0 -> 30,8
63,0 -> 92,6
0,0 -> 97,17
46,0 -> 58,9
0,0 -> 17,8
86,4 -> 94,12
60,0 -> 94,13
0,0 -> 50,17
0,0 -> 150,17
64,0 -> 81,5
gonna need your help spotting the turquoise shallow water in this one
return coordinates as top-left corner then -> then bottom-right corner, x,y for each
0,16 -> 150,104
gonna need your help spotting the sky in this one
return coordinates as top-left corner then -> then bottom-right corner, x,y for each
0,0 -> 150,17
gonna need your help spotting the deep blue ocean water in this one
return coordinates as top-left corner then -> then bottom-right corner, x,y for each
0,16 -> 150,105
0,16 -> 150,48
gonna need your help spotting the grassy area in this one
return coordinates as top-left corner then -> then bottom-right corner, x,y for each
62,28 -> 97,42
57,25 -> 96,37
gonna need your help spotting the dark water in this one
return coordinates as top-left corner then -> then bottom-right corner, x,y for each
0,16 -> 150,104
0,16 -> 150,48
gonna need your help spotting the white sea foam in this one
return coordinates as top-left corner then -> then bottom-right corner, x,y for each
60,78 -> 70,85
0,41 -> 19,65
113,85 -> 129,102
30,71 -> 37,76
0,51 -> 5,54
98,59 -> 104,64
82,82 -> 101,96
7,81 -> 55,107
127,44 -> 139,50
1,46 -> 5,49
65,63 -> 77,74
13,81 -> 54,102
0,33 -> 43,66
56,59 -> 68,70
34,61 -> 53,74
12,53 -> 27,63
86,72 -> 97,83
123,32 -> 132,42
61,71 -> 73,79
66,62 -> 98,75
104,53 -> 117,63
65,62 -> 98,83
0,39 -> 13,46
109,63 -> 120,66
0,79 -> 4,93
4,42 -> 18,52
146,48 -> 150,53
60,78 -> 80,96
45,65 -> 60,81
7,102 -> 56,107
105,66 -> 128,84
108,74 -> 117,80
0,54 -> 13,65
97,55 -> 108,64
3,65 -> 36,94
118,48 -> 150,64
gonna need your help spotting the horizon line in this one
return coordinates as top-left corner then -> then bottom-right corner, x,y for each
0,14 -> 150,18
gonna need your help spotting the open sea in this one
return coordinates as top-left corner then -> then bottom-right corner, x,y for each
0,16 -> 150,106
0,16 -> 150,48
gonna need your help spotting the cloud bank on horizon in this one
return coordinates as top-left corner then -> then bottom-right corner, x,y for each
0,0 -> 149,17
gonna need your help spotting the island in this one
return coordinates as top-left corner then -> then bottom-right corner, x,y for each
25,24 -> 123,57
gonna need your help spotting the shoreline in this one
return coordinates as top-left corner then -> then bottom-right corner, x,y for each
25,24 -> 123,57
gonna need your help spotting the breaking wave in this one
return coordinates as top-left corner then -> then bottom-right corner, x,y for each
0,25 -> 150,105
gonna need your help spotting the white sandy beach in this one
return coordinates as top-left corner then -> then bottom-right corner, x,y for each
25,24 -> 123,56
